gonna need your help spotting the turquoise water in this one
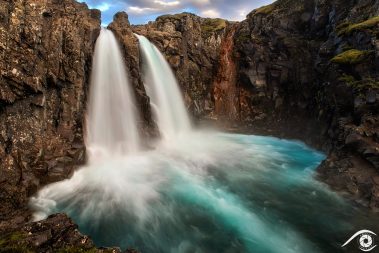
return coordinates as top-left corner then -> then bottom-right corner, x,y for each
30,132 -> 379,253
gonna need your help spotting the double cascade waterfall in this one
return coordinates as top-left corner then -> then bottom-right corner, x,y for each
29,29 -> 378,253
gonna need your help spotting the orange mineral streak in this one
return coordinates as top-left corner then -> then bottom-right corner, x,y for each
213,25 -> 238,121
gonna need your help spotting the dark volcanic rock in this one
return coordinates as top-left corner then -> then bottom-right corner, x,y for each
132,13 -> 231,118
0,0 -> 99,210
232,0 -> 379,209
0,0 -> 113,250
108,12 -> 157,140
0,213 -> 121,253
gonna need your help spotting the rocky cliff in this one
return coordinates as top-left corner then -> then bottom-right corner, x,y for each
1,0 -> 379,251
0,0 -> 122,251
132,13 -> 231,118
233,0 -> 379,210
123,0 -> 379,210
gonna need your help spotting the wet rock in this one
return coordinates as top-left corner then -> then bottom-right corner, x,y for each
0,213 -> 122,252
131,13 -> 230,118
232,0 -> 379,210
108,12 -> 157,140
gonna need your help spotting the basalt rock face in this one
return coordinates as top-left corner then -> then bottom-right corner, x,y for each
233,0 -> 379,209
0,0 -> 103,249
0,213 -> 122,253
108,12 -> 156,139
132,13 -> 230,118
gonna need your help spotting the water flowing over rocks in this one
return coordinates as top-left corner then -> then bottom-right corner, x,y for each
1,0 -> 379,251
132,13 -> 230,118
108,12 -> 156,140
124,0 -> 379,210
0,0 -> 124,251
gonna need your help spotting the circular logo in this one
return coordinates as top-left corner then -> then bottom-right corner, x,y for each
359,233 -> 374,251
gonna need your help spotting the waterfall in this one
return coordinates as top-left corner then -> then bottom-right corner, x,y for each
87,29 -> 140,156
136,35 -> 191,140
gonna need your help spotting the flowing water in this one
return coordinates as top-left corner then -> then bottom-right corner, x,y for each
30,33 -> 379,253
136,34 -> 191,140
87,29 -> 140,155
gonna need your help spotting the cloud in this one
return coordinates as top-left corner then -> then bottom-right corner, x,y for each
79,0 -> 276,24
96,2 -> 111,12
201,9 -> 220,18
128,6 -> 157,14
154,0 -> 180,7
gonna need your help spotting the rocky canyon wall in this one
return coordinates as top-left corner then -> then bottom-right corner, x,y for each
118,0 -> 379,210
0,0 -> 100,230
233,0 -> 379,210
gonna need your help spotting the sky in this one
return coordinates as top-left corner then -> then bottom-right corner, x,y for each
79,0 -> 275,25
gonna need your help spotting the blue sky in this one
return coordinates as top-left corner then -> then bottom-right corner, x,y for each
79,0 -> 275,25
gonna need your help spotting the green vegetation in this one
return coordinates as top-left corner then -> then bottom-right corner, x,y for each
235,32 -> 251,44
255,4 -> 276,15
331,49 -> 373,65
201,18 -> 227,33
0,231 -> 32,253
58,247 -> 99,253
337,16 -> 379,36
338,74 -> 379,90
157,12 -> 194,21
254,0 -> 306,15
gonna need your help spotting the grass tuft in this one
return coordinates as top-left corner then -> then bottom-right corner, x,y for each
337,16 -> 379,36
331,49 -> 373,65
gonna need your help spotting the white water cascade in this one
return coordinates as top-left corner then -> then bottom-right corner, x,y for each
87,29 -> 140,155
136,35 -> 191,141
30,28 -> 378,253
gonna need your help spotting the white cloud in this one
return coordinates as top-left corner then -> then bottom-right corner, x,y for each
97,3 -> 110,11
189,0 -> 210,6
128,6 -> 157,14
201,9 -> 220,18
154,0 -> 180,7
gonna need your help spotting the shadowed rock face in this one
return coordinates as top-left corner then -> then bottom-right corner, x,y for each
233,0 -> 379,210
0,0 -> 107,250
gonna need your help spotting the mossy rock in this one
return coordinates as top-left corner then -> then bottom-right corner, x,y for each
0,231 -> 32,253
255,4 -> 276,15
337,16 -> 379,36
57,247 -> 99,253
254,0 -> 306,15
331,49 -> 373,65
157,12 -> 195,22
201,18 -> 227,33
235,32 -> 251,44
339,74 -> 379,90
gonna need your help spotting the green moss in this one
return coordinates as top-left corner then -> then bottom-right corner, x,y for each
255,4 -> 276,15
337,16 -> 379,36
157,12 -> 194,21
339,75 -> 379,90
254,0 -> 306,16
338,74 -> 356,85
58,247 -> 118,253
201,18 -> 227,33
235,32 -> 251,44
0,231 -> 32,253
331,49 -> 372,65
